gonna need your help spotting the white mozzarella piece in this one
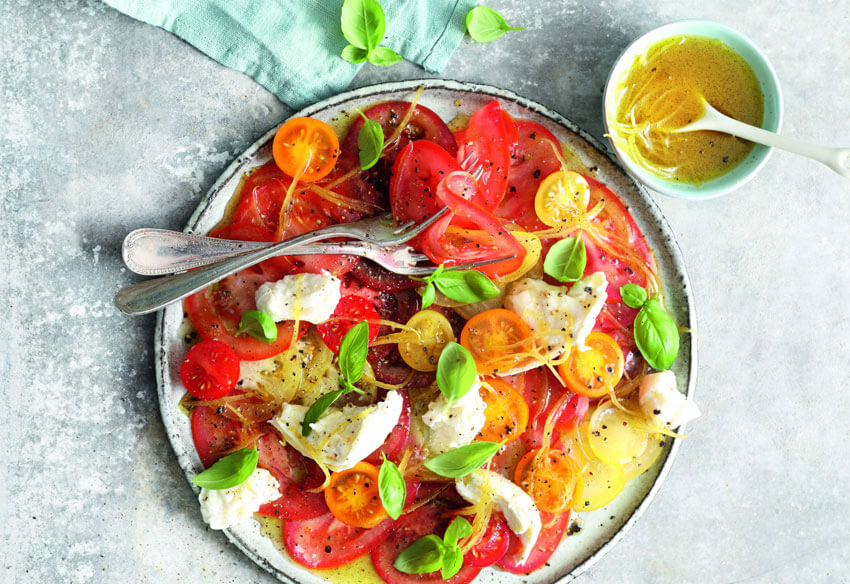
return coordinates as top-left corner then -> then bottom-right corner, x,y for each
270,391 -> 403,472
255,273 -> 341,324
638,370 -> 700,429
198,468 -> 280,530
421,380 -> 487,455
455,470 -> 542,563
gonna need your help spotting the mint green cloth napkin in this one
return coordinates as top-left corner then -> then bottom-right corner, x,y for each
103,0 -> 474,109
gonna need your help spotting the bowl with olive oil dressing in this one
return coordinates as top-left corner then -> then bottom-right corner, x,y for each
603,20 -> 782,198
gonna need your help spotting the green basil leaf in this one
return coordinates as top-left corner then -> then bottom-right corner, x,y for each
634,299 -> 680,370
441,546 -> 463,580
436,342 -> 477,402
433,270 -> 500,304
443,516 -> 472,548
340,0 -> 385,52
368,46 -> 402,67
543,236 -> 586,282
465,6 -> 525,43
235,310 -> 278,343
339,321 -> 370,384
301,389 -> 346,436
620,283 -> 648,309
424,441 -> 501,478
341,44 -> 369,64
393,534 -> 446,574
357,112 -> 384,170
378,455 -> 406,520
421,282 -> 436,309
192,446 -> 258,490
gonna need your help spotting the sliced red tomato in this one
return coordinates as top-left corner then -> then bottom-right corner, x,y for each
371,504 -> 482,584
521,369 -> 568,451
180,339 -> 240,400
208,222 -> 276,242
421,171 -> 525,278
456,101 -> 514,210
184,268 -> 308,361
284,511 -> 394,569
497,510 -> 570,574
365,391 -> 410,464
256,432 -> 329,521
496,120 -> 563,232
190,405 -> 247,468
463,514 -> 510,567
317,294 -> 381,353
342,101 -> 457,174
390,140 -> 462,226
554,393 -> 590,432
348,260 -> 418,292
519,367 -> 550,427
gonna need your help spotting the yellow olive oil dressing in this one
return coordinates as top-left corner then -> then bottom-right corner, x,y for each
612,35 -> 764,183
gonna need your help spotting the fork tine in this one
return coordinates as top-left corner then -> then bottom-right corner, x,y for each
398,206 -> 451,237
392,219 -> 417,234
450,254 -> 517,271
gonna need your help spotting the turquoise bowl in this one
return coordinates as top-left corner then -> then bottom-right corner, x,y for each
603,20 -> 783,199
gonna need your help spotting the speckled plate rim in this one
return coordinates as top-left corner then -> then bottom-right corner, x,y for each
155,79 -> 697,584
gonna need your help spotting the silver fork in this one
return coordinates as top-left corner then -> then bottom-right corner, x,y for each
114,208 -> 450,316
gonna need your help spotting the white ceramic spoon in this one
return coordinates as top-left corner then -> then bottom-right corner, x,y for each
677,102 -> 850,179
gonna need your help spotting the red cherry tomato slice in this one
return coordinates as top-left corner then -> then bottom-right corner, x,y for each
180,339 -> 240,400
370,504 -> 482,584
390,140 -> 462,226
255,432 -> 329,521
190,405 -> 246,468
317,295 -> 381,353
496,121 -> 563,232
184,269 -> 308,361
497,510 -> 570,574
284,511 -> 394,569
463,514 -> 511,567
456,101 -> 515,210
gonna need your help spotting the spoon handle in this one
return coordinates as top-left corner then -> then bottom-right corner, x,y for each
703,110 -> 850,179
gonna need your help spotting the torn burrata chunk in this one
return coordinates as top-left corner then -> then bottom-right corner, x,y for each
638,370 -> 700,429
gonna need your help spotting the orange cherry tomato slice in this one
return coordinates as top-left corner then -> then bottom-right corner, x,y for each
324,462 -> 386,528
514,448 -> 583,513
272,117 -> 340,182
557,332 -> 625,398
460,309 -> 536,375
477,378 -> 529,444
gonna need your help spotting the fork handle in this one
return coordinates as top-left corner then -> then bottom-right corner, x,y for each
122,229 -> 274,275
114,230 -> 341,315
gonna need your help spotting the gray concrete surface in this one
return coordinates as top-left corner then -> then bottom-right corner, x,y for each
2,0 -> 848,582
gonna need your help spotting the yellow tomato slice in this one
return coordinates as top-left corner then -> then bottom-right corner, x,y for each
499,231 -> 542,284
534,170 -> 590,227
397,310 -> 455,372
478,378 -> 529,443
621,432 -> 667,481
460,309 -> 536,375
272,117 -> 340,182
324,462 -> 387,528
558,332 -> 625,398
587,401 -> 649,465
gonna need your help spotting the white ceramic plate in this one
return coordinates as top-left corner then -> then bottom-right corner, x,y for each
155,79 -> 696,584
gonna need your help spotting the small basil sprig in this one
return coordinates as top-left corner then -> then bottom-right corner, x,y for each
543,235 -> 586,282
414,264 -> 500,309
302,321 -> 369,436
465,6 -> 525,43
424,441 -> 501,478
340,0 -> 402,67
619,284 -> 680,370
357,111 -> 384,170
236,310 -> 277,343
394,516 -> 472,579
378,453 -> 406,520
436,342 -> 476,402
192,446 -> 258,490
